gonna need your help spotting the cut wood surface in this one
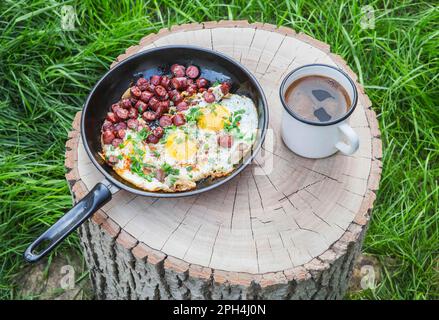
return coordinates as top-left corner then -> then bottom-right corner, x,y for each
66,21 -> 382,299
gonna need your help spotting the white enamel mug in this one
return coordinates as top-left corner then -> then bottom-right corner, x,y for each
279,64 -> 359,159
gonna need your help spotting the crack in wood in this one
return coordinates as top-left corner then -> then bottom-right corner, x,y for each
208,225 -> 221,267
160,195 -> 200,251
229,178 -> 239,230
182,224 -> 202,260
276,56 -> 297,83
240,28 -> 257,64
297,193 -> 332,228
250,170 -> 264,209
262,35 -> 287,74
278,232 -> 295,267
247,177 -> 260,273
278,178 -> 326,201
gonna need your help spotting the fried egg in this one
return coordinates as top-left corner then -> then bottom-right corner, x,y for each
102,84 -> 258,192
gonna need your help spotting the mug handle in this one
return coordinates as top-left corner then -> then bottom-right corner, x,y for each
335,123 -> 359,155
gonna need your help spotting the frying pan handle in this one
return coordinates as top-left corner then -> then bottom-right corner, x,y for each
24,182 -> 112,263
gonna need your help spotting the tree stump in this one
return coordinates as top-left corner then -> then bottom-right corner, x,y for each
65,21 -> 382,300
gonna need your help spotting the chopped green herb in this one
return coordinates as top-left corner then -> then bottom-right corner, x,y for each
161,162 -> 180,176
224,109 -> 244,134
117,154 -> 123,160
186,107 -> 203,122
137,127 -> 150,141
165,124 -> 177,133
133,144 -> 145,157
168,175 -> 178,186
130,157 -> 154,182
153,150 -> 160,157
186,166 -> 193,172
160,125 -> 177,144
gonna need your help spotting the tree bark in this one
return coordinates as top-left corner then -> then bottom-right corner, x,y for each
78,219 -> 367,299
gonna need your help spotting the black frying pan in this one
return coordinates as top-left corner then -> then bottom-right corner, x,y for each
24,46 -> 268,263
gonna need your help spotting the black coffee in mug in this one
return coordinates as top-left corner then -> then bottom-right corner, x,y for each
284,75 -> 351,123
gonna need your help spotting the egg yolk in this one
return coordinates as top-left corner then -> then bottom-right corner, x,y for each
198,105 -> 230,131
165,132 -> 198,161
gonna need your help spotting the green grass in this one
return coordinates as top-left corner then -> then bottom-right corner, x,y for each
0,0 -> 438,300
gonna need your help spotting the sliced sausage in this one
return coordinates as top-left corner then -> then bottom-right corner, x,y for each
152,126 -> 164,138
121,99 -> 132,109
140,90 -> 154,103
136,77 -> 148,87
172,113 -> 186,126
114,122 -> 127,131
111,103 -> 121,112
168,89 -> 178,99
142,111 -> 157,122
218,134 -> 234,148
154,85 -> 167,98
176,101 -> 189,111
198,87 -> 207,93
186,65 -> 200,79
146,134 -> 159,144
117,129 -> 126,139
220,81 -> 231,95
160,76 -> 171,89
102,120 -> 113,131
102,130 -> 115,144
150,75 -> 161,86
169,90 -> 182,103
135,100 -> 148,113
106,112 -> 119,123
116,108 -> 129,120
159,115 -> 173,127
129,98 -> 138,106
148,96 -> 160,111
128,107 -> 138,119
130,86 -> 142,98
196,78 -> 208,88
186,84 -> 197,95
203,91 -> 215,103
171,77 -> 188,90
112,138 -> 123,147
145,83 -> 155,92
155,104 -> 168,117
158,100 -> 170,112
127,119 -> 139,130
136,78 -> 149,91
171,64 -> 186,77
